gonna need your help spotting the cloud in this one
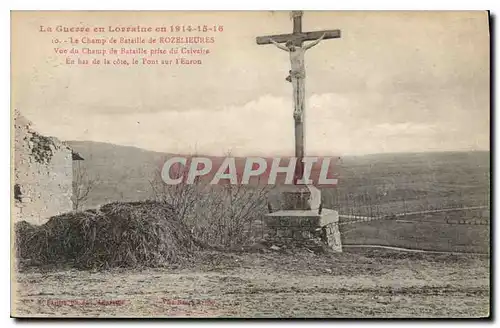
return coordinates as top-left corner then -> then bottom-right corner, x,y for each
25,92 -> 489,156
13,12 -> 489,156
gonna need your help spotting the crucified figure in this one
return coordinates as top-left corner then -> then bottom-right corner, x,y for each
269,33 -> 326,121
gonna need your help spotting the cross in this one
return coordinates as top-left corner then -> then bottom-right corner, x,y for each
256,11 -> 341,184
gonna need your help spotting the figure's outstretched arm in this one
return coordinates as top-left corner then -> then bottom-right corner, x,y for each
269,39 -> 290,52
303,33 -> 326,50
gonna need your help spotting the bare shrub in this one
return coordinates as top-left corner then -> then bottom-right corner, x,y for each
149,165 -> 201,221
72,160 -> 99,211
149,164 -> 268,248
190,183 -> 269,247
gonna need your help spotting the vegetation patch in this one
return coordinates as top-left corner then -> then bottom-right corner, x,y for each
15,201 -> 199,269
29,132 -> 59,164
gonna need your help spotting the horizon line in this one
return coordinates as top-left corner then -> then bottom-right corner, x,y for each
64,139 -> 490,157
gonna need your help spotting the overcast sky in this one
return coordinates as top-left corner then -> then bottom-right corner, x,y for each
12,11 -> 490,156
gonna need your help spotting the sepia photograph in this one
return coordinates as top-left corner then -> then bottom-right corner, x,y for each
10,10 -> 491,318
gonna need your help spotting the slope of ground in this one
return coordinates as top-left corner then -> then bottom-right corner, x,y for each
341,219 -> 490,254
323,151 -> 490,216
13,249 -> 490,318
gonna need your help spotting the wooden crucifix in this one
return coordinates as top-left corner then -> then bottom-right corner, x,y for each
256,11 -> 341,184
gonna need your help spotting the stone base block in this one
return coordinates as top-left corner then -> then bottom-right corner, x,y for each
268,185 -> 321,211
264,209 -> 342,252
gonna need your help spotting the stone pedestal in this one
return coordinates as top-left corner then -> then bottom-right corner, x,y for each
265,185 -> 342,252
268,185 -> 321,211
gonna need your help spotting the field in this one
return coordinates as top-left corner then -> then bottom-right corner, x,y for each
341,218 -> 489,254
323,151 -> 490,216
13,249 -> 490,318
13,148 -> 491,318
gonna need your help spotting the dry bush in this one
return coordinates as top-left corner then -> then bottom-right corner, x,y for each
150,167 -> 268,248
15,201 -> 198,269
72,160 -> 99,211
189,183 -> 269,247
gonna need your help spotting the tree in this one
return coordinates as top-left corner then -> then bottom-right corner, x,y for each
72,161 -> 98,211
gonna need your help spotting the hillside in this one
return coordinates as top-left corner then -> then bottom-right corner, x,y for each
67,141 -> 168,207
67,140 -> 490,212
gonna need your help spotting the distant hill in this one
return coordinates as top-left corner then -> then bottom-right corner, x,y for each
67,140 -> 490,211
67,141 -> 169,207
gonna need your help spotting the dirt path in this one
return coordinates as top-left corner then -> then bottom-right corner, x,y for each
343,244 -> 489,256
12,249 -> 490,318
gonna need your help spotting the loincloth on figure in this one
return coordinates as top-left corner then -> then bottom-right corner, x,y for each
286,69 -> 306,82
290,69 -> 306,79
